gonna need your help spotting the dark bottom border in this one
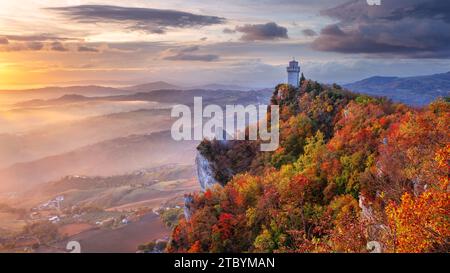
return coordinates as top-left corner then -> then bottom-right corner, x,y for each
2,253 -> 446,272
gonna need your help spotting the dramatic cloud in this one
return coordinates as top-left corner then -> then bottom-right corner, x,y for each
0,35 -> 99,52
50,41 -> 68,52
78,45 -> 99,52
0,34 -> 79,51
164,53 -> 219,62
323,0 -> 450,23
180,45 -> 200,53
0,42 -> 44,52
312,0 -> 450,58
302,29 -> 317,37
235,22 -> 288,41
27,42 -> 44,51
48,5 -> 226,34
2,34 -> 77,42
163,45 -> 219,62
223,28 -> 236,34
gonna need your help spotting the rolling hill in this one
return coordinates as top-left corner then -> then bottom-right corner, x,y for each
0,131 -> 198,193
125,81 -> 180,92
0,108 -> 173,168
344,71 -> 450,105
14,88 -> 272,108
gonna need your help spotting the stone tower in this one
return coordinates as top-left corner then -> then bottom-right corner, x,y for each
287,58 -> 301,87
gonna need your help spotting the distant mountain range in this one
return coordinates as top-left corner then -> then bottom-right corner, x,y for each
124,81 -> 180,92
344,71 -> 450,105
3,72 -> 450,107
0,81 -> 254,96
190,84 -> 252,91
15,88 -> 272,108
1,81 -> 261,107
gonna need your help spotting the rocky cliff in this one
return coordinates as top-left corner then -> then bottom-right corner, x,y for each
195,152 -> 219,191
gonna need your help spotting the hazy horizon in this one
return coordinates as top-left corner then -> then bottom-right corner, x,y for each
1,0 -> 450,90
2,70 -> 450,92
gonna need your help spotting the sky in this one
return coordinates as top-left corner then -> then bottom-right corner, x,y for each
0,0 -> 450,89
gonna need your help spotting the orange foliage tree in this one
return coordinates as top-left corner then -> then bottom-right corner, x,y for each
385,145 -> 449,252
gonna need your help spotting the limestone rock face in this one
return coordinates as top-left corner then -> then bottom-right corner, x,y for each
195,152 -> 218,191
359,194 -> 375,222
183,194 -> 194,221
359,194 -> 388,253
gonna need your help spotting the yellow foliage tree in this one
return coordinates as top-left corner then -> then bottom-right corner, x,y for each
385,145 -> 449,252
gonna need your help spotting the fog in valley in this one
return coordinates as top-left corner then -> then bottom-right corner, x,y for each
0,83 -> 269,252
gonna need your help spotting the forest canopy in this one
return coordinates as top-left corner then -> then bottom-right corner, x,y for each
168,80 -> 449,253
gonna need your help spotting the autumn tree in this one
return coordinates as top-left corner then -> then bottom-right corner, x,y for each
385,145 -> 450,253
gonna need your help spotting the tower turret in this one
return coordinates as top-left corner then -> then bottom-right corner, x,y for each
287,58 -> 301,87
